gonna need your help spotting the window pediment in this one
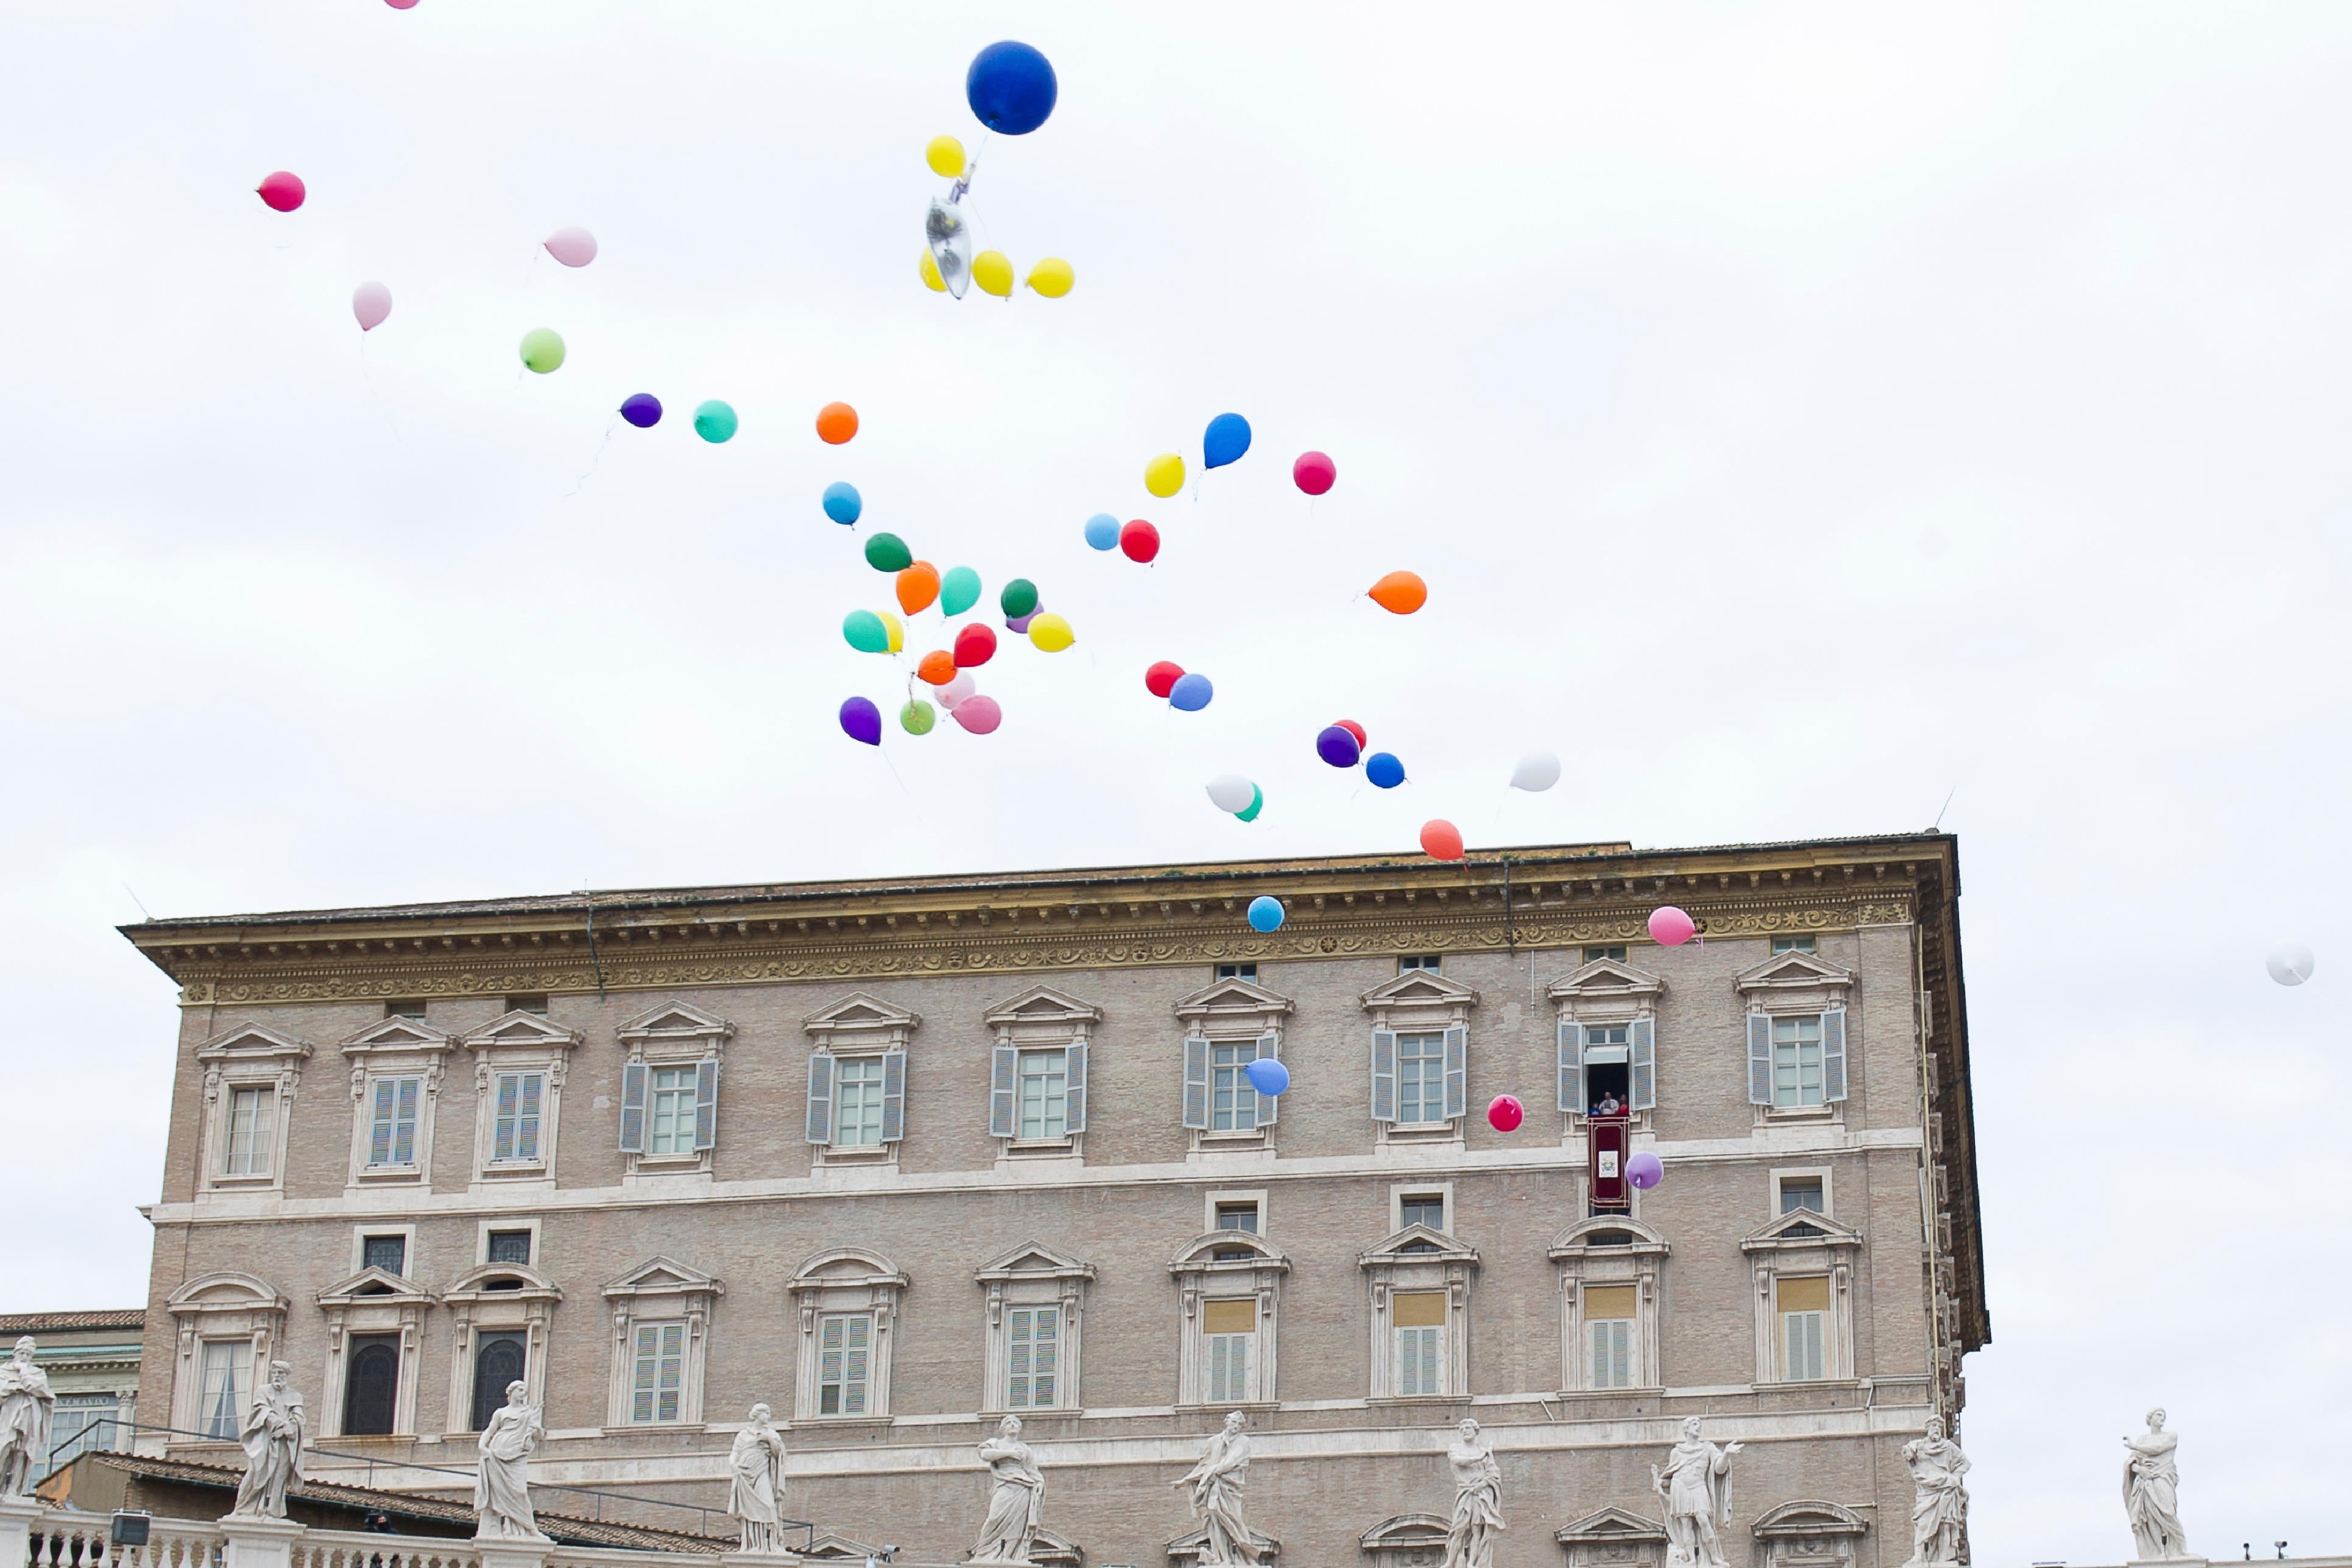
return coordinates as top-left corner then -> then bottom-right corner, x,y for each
975,1241 -> 1098,1287
318,1267 -> 436,1307
1361,1514 -> 1450,1552
339,1016 -> 454,1061
1741,1209 -> 1863,1254
196,1022 -> 316,1068
617,999 -> 735,1055
984,984 -> 1104,1031
1026,1526 -> 1081,1568
803,991 -> 920,1050
603,1256 -> 722,1302
1549,958 -> 1667,1005
802,1536 -> 882,1563
1168,1523 -> 1279,1562
1549,1217 -> 1670,1262
460,1011 -> 584,1053
1169,1231 -> 1291,1276
167,1270 -> 288,1315
1174,977 -> 1297,1029
1360,970 -> 1479,1023
1753,1502 -> 1868,1539
788,1246 -> 909,1293
443,1262 -> 562,1304
1735,951 -> 1855,1000
1359,1224 -> 1479,1269
1555,1507 -> 1669,1545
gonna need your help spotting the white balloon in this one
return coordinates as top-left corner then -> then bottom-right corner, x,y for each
1510,751 -> 1561,792
938,671 -> 976,711
351,280 -> 392,331
543,225 -> 598,267
1206,775 -> 1255,814
2266,945 -> 2315,986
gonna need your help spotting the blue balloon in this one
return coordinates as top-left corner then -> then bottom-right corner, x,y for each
1168,673 -> 1214,712
1084,512 -> 1120,551
619,393 -> 662,429
1203,412 -> 1252,470
1246,895 -> 1285,933
1316,725 -> 1361,768
966,41 -> 1058,136
822,482 -> 863,526
1244,1056 -> 1290,1096
1365,751 -> 1406,789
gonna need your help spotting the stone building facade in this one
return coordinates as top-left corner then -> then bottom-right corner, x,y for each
118,833 -> 1986,1568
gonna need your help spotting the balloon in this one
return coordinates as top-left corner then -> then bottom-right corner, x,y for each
939,565 -> 981,616
938,670 -> 976,709
1246,896 -> 1285,933
1511,752 -> 1562,792
1487,1095 -> 1524,1132
1000,579 -> 1039,620
386,0 -> 418,9
1420,820 -> 1464,861
917,650 -> 957,685
926,135 -> 967,177
350,281 -> 392,332
1316,726 -> 1362,768
518,328 -> 565,374
1084,514 -> 1120,551
896,562 -> 941,615
1007,609 -> 1040,633
925,196 -> 973,300
878,611 -> 904,654
1145,453 -> 1185,498
543,226 -> 598,267
621,394 -> 663,429
1120,520 -> 1160,563
1237,785 -> 1263,823
693,400 -> 738,443
839,696 -> 881,746
1647,906 -> 1696,947
1028,613 -> 1075,652
816,401 -> 859,445
1244,1057 -> 1289,1096
256,171 -> 306,212
1334,719 -> 1368,749
1206,775 -> 1255,813
1168,673 -> 1213,712
1293,450 -> 1336,496
1204,413 -> 1252,470
864,533 -> 913,573
842,611 -> 889,654
1146,662 -> 1185,699
1626,1151 -> 1664,1190
972,250 -> 1015,299
1369,571 -> 1428,614
919,249 -> 948,292
965,40 -> 1058,135
953,694 -> 1003,735
1366,752 -> 1406,789
900,699 -> 936,736
2267,945 -> 2317,986
822,481 -> 861,524
954,623 -> 998,668
1026,258 -> 1074,298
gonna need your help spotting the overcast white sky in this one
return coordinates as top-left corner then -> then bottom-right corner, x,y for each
4,2 -> 2350,1561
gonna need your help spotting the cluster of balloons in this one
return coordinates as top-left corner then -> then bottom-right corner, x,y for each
1146,662 -> 1213,712
1206,774 -> 1265,822
921,44 -> 1073,301
1312,721 -> 1407,789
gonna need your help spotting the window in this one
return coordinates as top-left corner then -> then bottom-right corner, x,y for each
629,1322 -> 687,1423
342,1334 -> 400,1436
1771,936 -> 1817,954
471,1332 -> 527,1430
1772,1017 -> 1823,1107
1393,1291 -> 1447,1396
1781,1179 -> 1825,1215
1399,955 -> 1443,972
487,1229 -> 532,1265
504,995 -> 549,1015
223,1086 -> 275,1176
1779,1277 -> 1829,1380
1213,963 -> 1257,983
1399,1195 -> 1446,1232
1203,1299 -> 1254,1403
386,999 -> 428,1019
817,1313 -> 872,1415
833,1056 -> 888,1148
366,1076 -> 422,1168
1005,1307 -> 1059,1408
362,1234 -> 408,1275
198,1341 -> 245,1439
1210,1041 -> 1262,1132
1016,1049 -> 1068,1140
1583,946 -> 1627,964
645,1064 -> 700,1156
1215,1203 -> 1260,1234
48,1395 -> 120,1469
1584,1285 -> 1636,1389
1396,1033 -> 1448,1125
492,1071 -> 545,1161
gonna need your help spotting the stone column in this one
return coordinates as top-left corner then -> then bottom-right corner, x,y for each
219,1514 -> 306,1568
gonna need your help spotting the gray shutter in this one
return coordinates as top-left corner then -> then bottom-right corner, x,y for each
394,1076 -> 418,1165
1821,1006 -> 1848,1102
1747,1013 -> 1773,1105
1370,1029 -> 1397,1122
693,1058 -> 719,1150
1443,1025 -> 1467,1121
1630,1016 -> 1656,1112
880,1047 -> 906,1142
370,1079 -> 395,1167
1064,1040 -> 1088,1133
1255,1031 -> 1280,1126
618,1060 -> 648,1153
805,1052 -> 835,1144
1182,1036 -> 1210,1130
989,1044 -> 1019,1138
1557,1021 -> 1584,1114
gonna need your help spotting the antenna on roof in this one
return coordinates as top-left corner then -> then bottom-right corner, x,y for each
1930,785 -> 1958,833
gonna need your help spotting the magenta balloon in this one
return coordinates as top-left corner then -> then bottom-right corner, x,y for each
1647,905 -> 1695,946
351,281 -> 392,331
1626,1150 -> 1664,1190
1293,450 -> 1337,496
953,694 -> 1003,735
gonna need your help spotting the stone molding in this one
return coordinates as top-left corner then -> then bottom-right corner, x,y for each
973,1241 -> 1097,1416
163,1271 -> 289,1439
601,1257 -> 721,1429
1550,1217 -> 1669,1395
314,1267 -> 434,1439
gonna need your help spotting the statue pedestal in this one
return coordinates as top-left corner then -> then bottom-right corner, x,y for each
2129,1559 -> 2207,1567
475,1538 -> 553,1568
722,1551 -> 805,1568
0,1495 -> 44,1568
965,1559 -> 1035,1568
219,1514 -> 306,1568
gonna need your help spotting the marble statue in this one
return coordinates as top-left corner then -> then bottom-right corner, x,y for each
969,1414 -> 1045,1566
1651,1416 -> 1742,1568
0,1337 -> 55,1499
729,1404 -> 788,1554
1442,1418 -> 1506,1568
474,1380 -> 548,1542
1175,1411 -> 1263,1566
2124,1408 -> 2188,1561
1901,1416 -> 1971,1567
228,1360 -> 306,1519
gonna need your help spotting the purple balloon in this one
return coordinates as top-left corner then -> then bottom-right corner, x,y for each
1626,1150 -> 1663,1190
839,696 -> 882,746
1316,724 -> 1362,768
1006,595 -> 1043,634
620,393 -> 662,428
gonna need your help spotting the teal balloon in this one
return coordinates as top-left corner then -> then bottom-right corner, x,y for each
940,565 -> 982,616
842,610 -> 889,653
1236,784 -> 1263,822
694,400 -> 738,443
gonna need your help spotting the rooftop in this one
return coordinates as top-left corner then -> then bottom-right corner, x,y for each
0,1309 -> 144,1333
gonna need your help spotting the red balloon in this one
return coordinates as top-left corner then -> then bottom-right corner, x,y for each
255,171 -> 306,213
1487,1094 -> 1524,1132
953,623 -> 998,668
1420,819 -> 1464,861
1334,718 -> 1367,749
1293,450 -> 1337,496
1120,519 -> 1160,563
1145,660 -> 1185,698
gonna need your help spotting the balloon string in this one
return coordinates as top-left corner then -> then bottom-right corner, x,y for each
562,414 -> 618,499
520,246 -> 541,291
878,747 -> 914,800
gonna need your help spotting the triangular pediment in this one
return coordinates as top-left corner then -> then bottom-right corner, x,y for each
1734,950 -> 1854,992
1555,1506 -> 1667,1544
339,1015 -> 453,1055
1359,969 -> 1479,1009
603,1255 -> 722,1299
1167,1523 -> 1279,1558
617,998 -> 735,1043
984,984 -> 1103,1026
1359,1223 -> 1479,1267
1173,976 -> 1297,1021
802,1534 -> 880,1562
459,1011 -> 583,1050
975,1240 -> 1098,1284
1549,956 -> 1666,999
801,991 -> 920,1034
194,1022 -> 316,1063
318,1266 -> 434,1305
1741,1207 -> 1863,1251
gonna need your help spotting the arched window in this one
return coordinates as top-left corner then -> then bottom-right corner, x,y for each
342,1339 -> 399,1436
470,1335 -> 526,1430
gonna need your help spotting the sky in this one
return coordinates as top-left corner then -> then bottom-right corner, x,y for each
4,2 -> 2350,1561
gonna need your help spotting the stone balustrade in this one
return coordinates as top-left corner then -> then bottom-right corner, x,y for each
0,1505 -> 763,1568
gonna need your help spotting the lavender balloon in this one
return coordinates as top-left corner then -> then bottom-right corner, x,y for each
1626,1150 -> 1663,1190
839,697 -> 882,747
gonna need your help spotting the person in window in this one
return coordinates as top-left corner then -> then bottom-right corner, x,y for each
1592,1091 -> 1623,1117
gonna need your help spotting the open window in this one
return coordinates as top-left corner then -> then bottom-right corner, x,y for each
316,1266 -> 435,1438
615,1000 -> 733,1180
1360,968 -> 1478,1145
1176,975 -> 1296,1150
1549,958 -> 1665,1131
983,986 -> 1101,1160
441,1262 -> 562,1432
802,992 -> 919,1170
1736,949 -> 1857,1124
339,1015 -> 453,1192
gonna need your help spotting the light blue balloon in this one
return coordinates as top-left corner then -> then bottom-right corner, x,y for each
1365,751 -> 1406,789
1246,895 -> 1285,933
822,482 -> 862,526
1084,512 -> 1120,551
1244,1056 -> 1289,1096
1168,673 -> 1213,712
1204,412 -> 1252,470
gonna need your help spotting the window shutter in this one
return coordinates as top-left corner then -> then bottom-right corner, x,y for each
1556,1021 -> 1583,1113
693,1058 -> 719,1150
618,1060 -> 648,1153
1821,1006 -> 1848,1102
1064,1040 -> 1089,1132
370,1079 -> 395,1167
1255,1031 -> 1280,1126
989,1044 -> 1019,1139
394,1076 -> 418,1164
880,1047 -> 906,1143
1182,1036 -> 1210,1130
804,1052 -> 835,1145
1443,1025 -> 1467,1121
1370,1028 -> 1397,1122
1630,1016 -> 1656,1111
1747,1013 -> 1773,1105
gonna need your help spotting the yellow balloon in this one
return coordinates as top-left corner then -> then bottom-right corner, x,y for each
925,135 -> 966,178
919,249 -> 947,292
1145,452 -> 1185,498
880,610 -> 905,654
1027,613 -> 1075,652
972,250 -> 1015,299
1026,257 -> 1075,298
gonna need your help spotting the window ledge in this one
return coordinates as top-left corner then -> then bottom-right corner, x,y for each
476,1162 -> 550,1179
208,1175 -> 277,1190
599,1423 -> 710,1438
786,1414 -> 894,1432
1197,1129 -> 1269,1144
1173,1400 -> 1278,1414
980,1406 -> 1082,1421
630,1153 -> 705,1168
1556,1386 -> 1664,1400
1753,1377 -> 1864,1393
1368,1394 -> 1472,1408
354,1166 -> 423,1183
816,1143 -> 897,1163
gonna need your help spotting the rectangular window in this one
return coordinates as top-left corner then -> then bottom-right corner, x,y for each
366,1075 -> 422,1167
1006,1307 -> 1059,1409
646,1064 -> 697,1156
504,995 -> 549,1015
199,1341 -> 245,1439
1210,1041 -> 1261,1132
1399,1195 -> 1446,1232
492,1071 -> 545,1161
224,1086 -> 275,1176
1213,963 -> 1257,982
361,1234 -> 408,1276
1394,1033 -> 1447,1124
1215,1202 -> 1260,1234
1399,954 -> 1443,972
486,1229 -> 532,1265
48,1395 -> 120,1469
1016,1048 -> 1068,1140
1772,1017 -> 1824,1107
630,1321 -> 686,1423
1781,1178 -> 1826,1215
1771,936 -> 1817,954
1584,1285 -> 1636,1389
1203,1298 -> 1254,1403
1778,1276 -> 1830,1380
833,1056 -> 888,1148
1583,946 -> 1628,964
385,999 -> 428,1019
1393,1291 -> 1447,1396
817,1313 -> 872,1416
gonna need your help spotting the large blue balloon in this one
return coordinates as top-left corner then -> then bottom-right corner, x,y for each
1365,751 -> 1406,789
1203,412 -> 1252,470
966,42 -> 1058,136
1168,673 -> 1213,712
1244,1056 -> 1290,1096
1084,512 -> 1120,551
1246,895 -> 1285,933
823,482 -> 863,526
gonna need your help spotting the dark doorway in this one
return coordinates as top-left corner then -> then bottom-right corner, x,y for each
470,1333 -> 527,1431
343,1336 -> 400,1436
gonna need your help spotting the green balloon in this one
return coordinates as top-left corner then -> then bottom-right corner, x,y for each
1236,784 -> 1263,823
939,565 -> 982,617
864,532 -> 913,573
1000,577 -> 1039,619
693,400 -> 738,443
900,699 -> 937,735
518,328 -> 566,374
842,609 -> 889,654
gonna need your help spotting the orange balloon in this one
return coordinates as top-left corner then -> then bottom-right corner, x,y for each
815,401 -> 860,445
897,561 -> 941,615
916,649 -> 958,685
1420,819 -> 1465,861
1368,570 -> 1428,615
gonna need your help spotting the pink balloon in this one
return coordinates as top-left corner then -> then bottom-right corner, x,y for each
1647,905 -> 1696,946
938,671 -> 976,710
351,281 -> 392,332
952,694 -> 1002,735
384,0 -> 418,9
543,225 -> 598,267
1486,1094 -> 1524,1132
1293,450 -> 1336,496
